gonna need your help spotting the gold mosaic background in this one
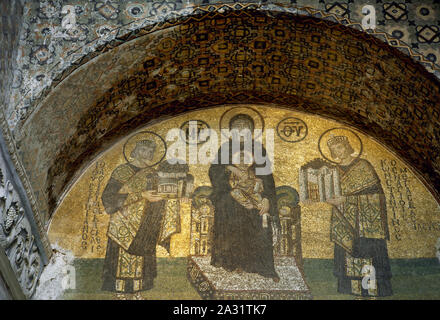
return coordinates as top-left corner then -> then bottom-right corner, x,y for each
49,105 -> 440,259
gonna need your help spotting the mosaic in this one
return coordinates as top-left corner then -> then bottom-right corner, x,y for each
2,1 -> 440,300
14,9 -> 440,231
49,105 -> 440,300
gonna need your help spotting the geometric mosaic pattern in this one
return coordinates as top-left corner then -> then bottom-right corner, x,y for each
7,0 -> 440,132
13,6 -> 440,224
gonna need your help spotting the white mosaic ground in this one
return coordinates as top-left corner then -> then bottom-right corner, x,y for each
192,256 -> 308,292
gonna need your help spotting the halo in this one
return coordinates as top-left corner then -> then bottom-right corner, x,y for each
318,127 -> 363,164
123,131 -> 167,168
219,106 -> 265,139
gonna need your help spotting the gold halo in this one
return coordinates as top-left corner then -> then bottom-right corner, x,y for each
219,106 -> 265,139
318,127 -> 363,164
123,131 -> 167,168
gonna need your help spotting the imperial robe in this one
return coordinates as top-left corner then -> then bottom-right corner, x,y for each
101,163 -> 166,293
330,158 -> 392,297
208,141 -> 280,278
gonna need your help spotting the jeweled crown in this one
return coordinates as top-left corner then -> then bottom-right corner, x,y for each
327,134 -> 348,148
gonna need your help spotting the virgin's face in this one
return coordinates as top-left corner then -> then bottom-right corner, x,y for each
231,119 -> 253,132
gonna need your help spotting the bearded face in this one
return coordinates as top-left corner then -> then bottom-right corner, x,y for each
329,142 -> 353,162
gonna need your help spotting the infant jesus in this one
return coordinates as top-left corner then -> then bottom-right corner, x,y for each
226,164 -> 270,228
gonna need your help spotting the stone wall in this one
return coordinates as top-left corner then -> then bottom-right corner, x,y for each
0,0 -> 24,116
0,273 -> 12,300
32,244 -> 74,300
0,132 -> 48,298
0,0 -> 25,300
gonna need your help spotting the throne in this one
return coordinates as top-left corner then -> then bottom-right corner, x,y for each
187,186 -> 311,300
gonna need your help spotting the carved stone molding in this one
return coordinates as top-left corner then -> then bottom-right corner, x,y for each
0,135 -> 48,298
0,114 -> 51,258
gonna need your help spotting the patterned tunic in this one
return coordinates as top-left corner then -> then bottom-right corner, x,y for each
101,163 -> 166,293
330,158 -> 392,297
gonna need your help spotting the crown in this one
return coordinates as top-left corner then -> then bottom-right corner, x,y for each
327,134 -> 348,147
136,139 -> 156,148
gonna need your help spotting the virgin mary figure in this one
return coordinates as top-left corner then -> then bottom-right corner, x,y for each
208,113 -> 280,281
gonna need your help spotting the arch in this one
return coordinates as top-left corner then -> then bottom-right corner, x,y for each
10,3 -> 440,128
13,5 -> 440,222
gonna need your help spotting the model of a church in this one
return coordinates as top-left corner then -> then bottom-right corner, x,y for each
157,162 -> 192,198
299,159 -> 341,203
